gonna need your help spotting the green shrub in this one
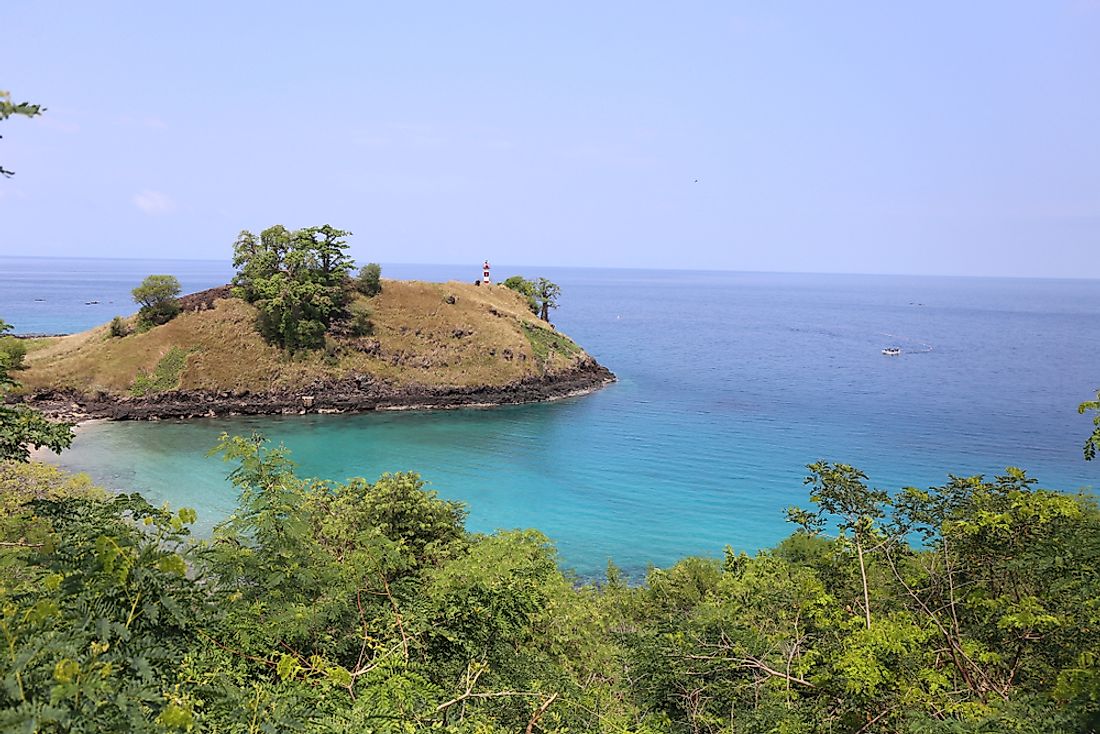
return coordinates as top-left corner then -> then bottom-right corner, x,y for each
257,301 -> 328,352
0,335 -> 27,371
501,275 -> 538,315
132,275 -> 182,328
109,316 -> 128,338
4,434 -> 1100,732
349,300 -> 374,337
356,262 -> 383,297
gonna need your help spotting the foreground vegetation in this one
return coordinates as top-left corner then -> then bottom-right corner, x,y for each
0,319 -> 71,462
1,435 -> 1097,732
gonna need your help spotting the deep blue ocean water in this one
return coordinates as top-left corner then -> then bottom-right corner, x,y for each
2,256 -> 1098,577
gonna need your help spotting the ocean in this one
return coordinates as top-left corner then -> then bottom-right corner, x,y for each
2,256 -> 1098,578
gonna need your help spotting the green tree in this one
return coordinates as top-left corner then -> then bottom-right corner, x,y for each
886,469 -> 1100,728
231,224 -> 355,350
500,275 -> 562,320
0,407 -> 73,463
229,228 -> 263,294
1079,390 -> 1100,461
356,262 -> 383,297
1,435 -> 1098,731
0,489 -> 204,731
1,90 -> 44,178
132,274 -> 182,327
501,275 -> 538,315
0,330 -> 26,372
787,462 -> 889,629
618,464 -> 1100,733
298,225 -> 355,279
195,433 -> 582,731
0,318 -> 73,462
533,278 -> 561,322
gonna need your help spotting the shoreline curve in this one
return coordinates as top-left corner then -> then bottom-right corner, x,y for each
20,358 -> 616,423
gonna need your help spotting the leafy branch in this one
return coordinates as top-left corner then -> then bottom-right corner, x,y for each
0,90 -> 44,178
1079,390 -> 1100,461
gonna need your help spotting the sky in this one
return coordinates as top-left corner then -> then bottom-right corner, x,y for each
2,1 -> 1098,277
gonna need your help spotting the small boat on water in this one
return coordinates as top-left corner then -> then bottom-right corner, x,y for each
881,347 -> 901,356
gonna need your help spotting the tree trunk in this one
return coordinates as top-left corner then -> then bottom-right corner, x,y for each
856,538 -> 872,629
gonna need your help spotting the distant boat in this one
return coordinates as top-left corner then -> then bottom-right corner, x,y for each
882,347 -> 901,356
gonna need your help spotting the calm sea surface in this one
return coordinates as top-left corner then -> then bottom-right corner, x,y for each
2,256 -> 1098,577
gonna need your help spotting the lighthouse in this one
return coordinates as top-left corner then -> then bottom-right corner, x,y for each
482,260 -> 491,285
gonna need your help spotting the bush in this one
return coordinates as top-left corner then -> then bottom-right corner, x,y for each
348,300 -> 374,337
256,301 -> 328,352
356,262 -> 383,297
0,317 -> 73,461
132,274 -> 182,328
501,275 -> 538,315
109,316 -> 128,338
136,301 -> 180,330
0,335 -> 27,371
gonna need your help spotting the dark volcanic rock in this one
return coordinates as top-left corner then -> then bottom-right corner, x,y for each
177,285 -> 233,312
22,359 -> 616,421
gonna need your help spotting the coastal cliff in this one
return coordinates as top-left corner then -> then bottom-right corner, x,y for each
15,280 -> 614,421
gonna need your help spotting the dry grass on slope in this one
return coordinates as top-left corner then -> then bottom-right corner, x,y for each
362,279 -> 585,387
19,280 -> 591,397
21,299 -> 300,394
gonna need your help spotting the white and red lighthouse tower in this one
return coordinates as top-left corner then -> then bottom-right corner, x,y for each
482,260 -> 491,285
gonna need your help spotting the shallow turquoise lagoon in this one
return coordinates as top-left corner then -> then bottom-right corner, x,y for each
6,260 -> 1098,577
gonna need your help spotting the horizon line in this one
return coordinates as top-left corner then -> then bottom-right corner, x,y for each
0,254 -> 1098,283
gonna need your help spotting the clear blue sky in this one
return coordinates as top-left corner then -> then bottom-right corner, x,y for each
3,1 -> 1098,277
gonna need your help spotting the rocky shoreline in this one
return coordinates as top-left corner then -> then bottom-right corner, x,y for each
20,358 -> 615,423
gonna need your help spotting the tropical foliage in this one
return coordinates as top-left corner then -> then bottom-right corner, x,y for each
132,275 -> 183,328
501,275 -> 538,315
0,318 -> 73,462
1080,390 -> 1100,461
1,433 -> 1098,732
0,324 -> 27,372
0,90 -> 43,178
356,263 -> 383,297
231,225 -> 356,351
500,276 -> 561,322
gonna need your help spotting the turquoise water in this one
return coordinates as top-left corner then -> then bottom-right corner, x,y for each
3,258 -> 1099,577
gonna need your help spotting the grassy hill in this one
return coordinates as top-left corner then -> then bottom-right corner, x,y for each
18,280 -> 607,410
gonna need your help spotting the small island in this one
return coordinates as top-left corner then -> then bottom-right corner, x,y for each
12,227 -> 614,421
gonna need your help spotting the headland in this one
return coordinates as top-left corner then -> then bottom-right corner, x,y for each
13,280 -> 615,422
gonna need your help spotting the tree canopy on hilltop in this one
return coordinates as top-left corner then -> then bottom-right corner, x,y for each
232,224 -> 355,350
132,274 -> 182,328
501,275 -> 561,322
